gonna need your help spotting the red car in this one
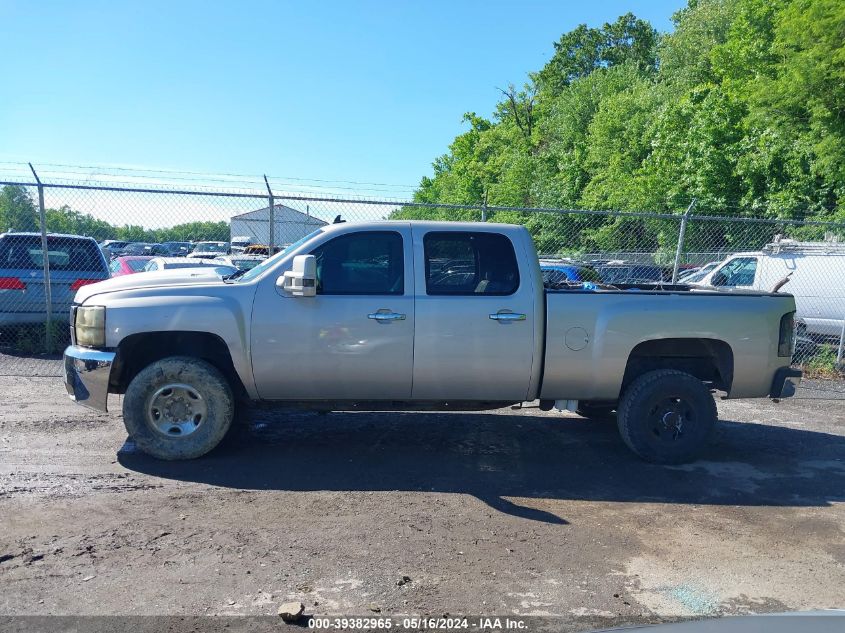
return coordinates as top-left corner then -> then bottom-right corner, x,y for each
109,256 -> 154,277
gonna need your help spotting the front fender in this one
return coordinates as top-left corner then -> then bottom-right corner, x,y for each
92,284 -> 257,397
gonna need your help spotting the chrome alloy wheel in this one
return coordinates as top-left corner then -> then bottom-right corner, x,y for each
146,383 -> 207,438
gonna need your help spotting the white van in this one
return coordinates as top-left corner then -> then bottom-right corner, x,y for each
699,239 -> 845,338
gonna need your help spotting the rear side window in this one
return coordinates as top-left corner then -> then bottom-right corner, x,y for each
424,232 -> 519,295
310,231 -> 404,295
0,236 -> 105,272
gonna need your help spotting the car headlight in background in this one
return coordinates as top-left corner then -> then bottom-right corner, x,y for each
75,306 -> 106,348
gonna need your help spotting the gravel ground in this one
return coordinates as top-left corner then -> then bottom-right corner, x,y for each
0,371 -> 843,631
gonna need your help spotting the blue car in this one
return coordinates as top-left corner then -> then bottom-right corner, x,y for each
540,262 -> 601,286
0,232 -> 110,326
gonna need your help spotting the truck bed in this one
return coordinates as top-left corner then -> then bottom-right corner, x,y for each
540,285 -> 795,401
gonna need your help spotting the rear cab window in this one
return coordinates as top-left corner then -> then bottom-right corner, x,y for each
0,235 -> 105,272
424,232 -> 519,295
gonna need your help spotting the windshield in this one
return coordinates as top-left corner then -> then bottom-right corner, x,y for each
235,229 -> 324,283
126,258 -> 150,272
193,242 -> 228,253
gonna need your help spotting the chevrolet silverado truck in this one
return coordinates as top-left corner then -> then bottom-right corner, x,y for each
63,221 -> 802,464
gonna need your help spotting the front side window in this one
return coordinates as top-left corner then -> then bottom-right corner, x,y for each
311,231 -> 404,295
424,232 -> 519,295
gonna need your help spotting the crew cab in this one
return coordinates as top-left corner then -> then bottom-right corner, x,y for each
63,222 -> 801,464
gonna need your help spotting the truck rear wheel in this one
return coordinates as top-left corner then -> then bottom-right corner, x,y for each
617,369 -> 716,464
123,356 -> 234,460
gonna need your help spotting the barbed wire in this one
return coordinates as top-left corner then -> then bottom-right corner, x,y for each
0,160 -> 420,193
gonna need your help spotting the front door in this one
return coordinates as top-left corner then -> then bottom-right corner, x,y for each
251,227 -> 414,400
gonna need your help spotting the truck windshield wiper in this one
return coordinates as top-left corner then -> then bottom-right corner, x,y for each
223,269 -> 247,282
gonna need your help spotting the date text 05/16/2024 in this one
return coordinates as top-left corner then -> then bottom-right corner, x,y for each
307,617 -> 528,630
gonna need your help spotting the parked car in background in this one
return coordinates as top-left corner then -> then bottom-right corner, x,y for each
243,244 -> 281,256
187,241 -> 229,258
122,242 -> 161,257
158,241 -> 192,257
214,254 -> 266,271
679,261 -> 720,284
698,239 -> 845,338
143,257 -> 238,276
230,236 -> 254,254
540,261 -> 601,285
793,317 -> 818,361
99,240 -> 130,260
1,232 -> 109,326
109,256 -> 154,277
595,263 -> 668,285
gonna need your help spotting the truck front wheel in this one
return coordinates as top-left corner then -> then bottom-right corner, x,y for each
123,356 -> 234,460
617,369 -> 716,464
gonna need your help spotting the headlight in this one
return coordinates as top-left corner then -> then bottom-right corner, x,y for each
75,306 -> 106,348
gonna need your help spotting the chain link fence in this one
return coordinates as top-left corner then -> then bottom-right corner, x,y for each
1,176 -> 843,382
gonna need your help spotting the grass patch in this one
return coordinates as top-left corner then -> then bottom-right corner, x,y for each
0,321 -> 70,355
801,344 -> 844,380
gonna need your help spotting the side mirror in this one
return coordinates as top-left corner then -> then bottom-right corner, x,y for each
711,271 -> 728,287
277,254 -> 317,297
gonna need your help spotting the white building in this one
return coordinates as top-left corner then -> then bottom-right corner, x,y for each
230,204 -> 327,247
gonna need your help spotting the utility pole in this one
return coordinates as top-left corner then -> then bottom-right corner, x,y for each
672,199 -> 697,283
29,163 -> 53,352
264,175 -> 274,252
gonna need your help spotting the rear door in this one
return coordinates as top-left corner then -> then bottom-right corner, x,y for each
411,228 -> 536,401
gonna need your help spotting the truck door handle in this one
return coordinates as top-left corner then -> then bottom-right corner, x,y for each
489,312 -> 526,322
368,311 -> 406,322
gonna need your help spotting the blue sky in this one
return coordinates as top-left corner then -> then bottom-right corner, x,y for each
1,0 -> 685,195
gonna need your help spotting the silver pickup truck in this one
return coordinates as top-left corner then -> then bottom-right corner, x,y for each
64,221 -> 801,464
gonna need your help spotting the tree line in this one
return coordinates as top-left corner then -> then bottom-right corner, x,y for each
392,0 -> 845,256
0,185 -> 229,243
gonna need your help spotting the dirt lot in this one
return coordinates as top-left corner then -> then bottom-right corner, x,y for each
0,368 -> 843,630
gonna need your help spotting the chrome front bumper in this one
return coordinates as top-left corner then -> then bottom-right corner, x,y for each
64,345 -> 116,412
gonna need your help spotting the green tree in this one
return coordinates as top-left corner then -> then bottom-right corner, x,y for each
46,205 -> 116,240
0,185 -> 39,232
406,0 -> 845,251
537,13 -> 658,95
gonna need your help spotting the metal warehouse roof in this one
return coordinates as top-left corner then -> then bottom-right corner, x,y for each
231,204 -> 328,224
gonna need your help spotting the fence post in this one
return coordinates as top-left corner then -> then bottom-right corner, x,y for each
837,313 -> 844,369
29,163 -> 53,353
672,198 -> 696,283
481,189 -> 488,222
264,175 -> 274,252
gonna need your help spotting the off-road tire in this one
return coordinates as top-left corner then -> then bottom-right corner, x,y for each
575,402 -> 617,421
617,369 -> 716,464
123,356 -> 234,460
